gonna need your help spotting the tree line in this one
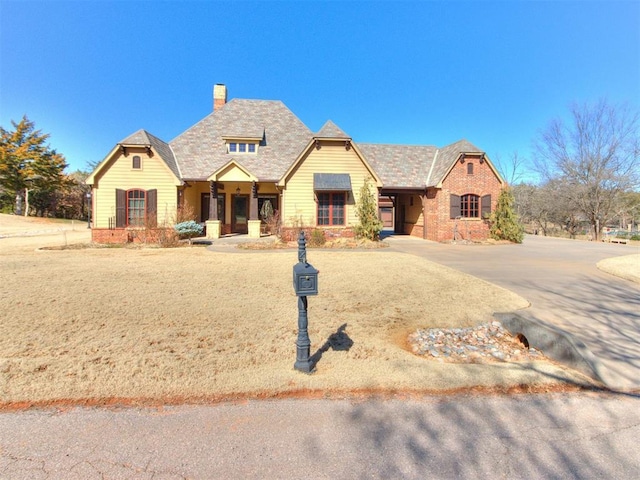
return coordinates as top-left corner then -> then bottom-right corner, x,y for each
500,100 -> 639,241
0,116 -> 90,219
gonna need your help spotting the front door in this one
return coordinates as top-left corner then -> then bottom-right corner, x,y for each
232,194 -> 249,234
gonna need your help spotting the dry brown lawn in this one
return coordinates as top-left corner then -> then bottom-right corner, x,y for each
0,215 -> 595,407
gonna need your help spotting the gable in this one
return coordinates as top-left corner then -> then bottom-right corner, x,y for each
439,151 -> 504,189
86,129 -> 181,186
87,145 -> 181,188
279,138 -> 382,188
207,160 -> 258,182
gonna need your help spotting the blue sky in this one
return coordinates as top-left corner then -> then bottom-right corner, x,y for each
1,1 -> 638,181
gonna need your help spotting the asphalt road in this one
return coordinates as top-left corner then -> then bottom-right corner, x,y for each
386,234 -> 640,391
1,393 -> 638,479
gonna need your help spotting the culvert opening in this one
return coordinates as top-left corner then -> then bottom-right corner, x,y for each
516,333 -> 530,349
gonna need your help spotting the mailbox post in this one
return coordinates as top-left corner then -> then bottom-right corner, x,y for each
292,231 -> 319,373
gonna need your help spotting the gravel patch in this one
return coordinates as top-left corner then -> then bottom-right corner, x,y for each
409,321 -> 546,363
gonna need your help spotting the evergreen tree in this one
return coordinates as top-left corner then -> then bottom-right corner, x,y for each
490,187 -> 525,243
354,177 -> 383,241
0,116 -> 67,214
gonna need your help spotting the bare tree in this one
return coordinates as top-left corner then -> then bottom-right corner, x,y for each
534,100 -> 639,241
494,151 -> 529,186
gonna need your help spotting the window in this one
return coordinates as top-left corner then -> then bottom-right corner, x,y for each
115,189 -> 156,228
132,156 -> 141,169
227,142 -> 257,154
127,190 -> 146,226
450,194 -> 491,219
317,192 -> 345,226
461,194 -> 480,218
467,162 -> 474,175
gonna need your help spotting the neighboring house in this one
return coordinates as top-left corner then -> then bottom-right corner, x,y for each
86,84 -> 504,243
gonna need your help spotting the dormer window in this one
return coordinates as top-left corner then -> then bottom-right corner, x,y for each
226,140 -> 259,154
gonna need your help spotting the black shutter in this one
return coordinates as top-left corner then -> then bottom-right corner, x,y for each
147,189 -> 157,226
481,194 -> 491,218
450,194 -> 461,219
116,189 -> 126,228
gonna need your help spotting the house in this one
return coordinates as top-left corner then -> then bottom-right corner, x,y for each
86,84 -> 504,243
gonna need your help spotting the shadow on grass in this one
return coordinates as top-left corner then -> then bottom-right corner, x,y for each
310,323 -> 354,367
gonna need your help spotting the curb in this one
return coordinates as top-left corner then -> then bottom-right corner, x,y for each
494,312 -> 607,387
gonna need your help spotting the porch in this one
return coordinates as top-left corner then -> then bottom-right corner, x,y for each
182,180 -> 280,240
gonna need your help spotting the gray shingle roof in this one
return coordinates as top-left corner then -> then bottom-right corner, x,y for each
358,143 -> 438,188
428,139 -> 483,187
315,120 -> 350,139
359,139 -> 484,189
119,129 -> 181,180
116,101 -> 486,190
170,99 -> 312,180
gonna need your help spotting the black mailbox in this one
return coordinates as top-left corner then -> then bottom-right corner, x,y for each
293,261 -> 319,296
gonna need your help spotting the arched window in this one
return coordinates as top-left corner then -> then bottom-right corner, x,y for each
127,189 -> 146,226
132,155 -> 141,169
461,194 -> 480,218
467,162 -> 474,175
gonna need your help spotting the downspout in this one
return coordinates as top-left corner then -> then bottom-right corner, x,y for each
424,149 -> 439,241
422,189 -> 427,240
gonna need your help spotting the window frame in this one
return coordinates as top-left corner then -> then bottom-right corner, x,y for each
227,141 -> 258,154
126,189 -> 146,227
460,194 -> 480,218
317,191 -> 346,226
132,155 -> 142,170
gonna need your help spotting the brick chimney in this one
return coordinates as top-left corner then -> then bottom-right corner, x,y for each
213,84 -> 227,111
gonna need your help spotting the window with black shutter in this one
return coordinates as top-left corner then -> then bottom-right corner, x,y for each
146,189 -> 157,226
481,195 -> 491,218
116,189 -> 126,227
450,194 -> 461,219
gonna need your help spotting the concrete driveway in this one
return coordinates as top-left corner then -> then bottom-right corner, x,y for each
385,234 -> 640,391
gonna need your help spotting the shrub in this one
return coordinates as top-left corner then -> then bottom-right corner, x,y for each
174,220 -> 204,244
354,177 -> 383,241
308,228 -> 326,247
631,234 -> 640,241
490,187 -> 524,243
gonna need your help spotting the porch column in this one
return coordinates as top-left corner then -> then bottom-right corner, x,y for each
250,182 -> 258,220
209,181 -> 218,220
206,181 -> 221,239
248,181 -> 261,238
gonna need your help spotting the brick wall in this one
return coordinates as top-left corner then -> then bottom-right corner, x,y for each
280,226 -> 355,242
428,154 -> 502,242
91,228 -> 130,243
91,227 -> 176,244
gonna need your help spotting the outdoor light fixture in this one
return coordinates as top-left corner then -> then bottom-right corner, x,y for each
236,187 -> 241,195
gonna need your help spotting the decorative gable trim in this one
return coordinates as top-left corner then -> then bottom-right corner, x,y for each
436,152 -> 504,189
207,159 -> 258,182
277,138 -> 382,188
86,144 -> 182,186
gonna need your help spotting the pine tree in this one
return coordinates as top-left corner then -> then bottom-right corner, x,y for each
354,177 -> 383,241
0,116 -> 67,214
490,187 -> 525,243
